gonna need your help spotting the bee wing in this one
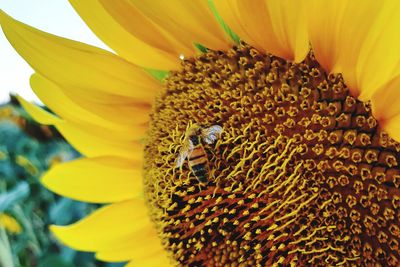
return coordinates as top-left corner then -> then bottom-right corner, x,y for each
201,125 -> 223,144
175,139 -> 194,167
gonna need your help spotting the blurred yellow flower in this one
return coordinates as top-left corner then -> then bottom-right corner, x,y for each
15,155 -> 39,176
1,0 -> 400,266
0,214 -> 22,235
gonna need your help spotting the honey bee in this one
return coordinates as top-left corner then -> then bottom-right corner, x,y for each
175,124 -> 223,183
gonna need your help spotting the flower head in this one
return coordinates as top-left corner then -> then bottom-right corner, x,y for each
2,1 -> 400,266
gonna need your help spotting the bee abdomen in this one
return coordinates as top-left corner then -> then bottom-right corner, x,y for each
189,146 -> 206,160
188,146 -> 209,183
189,155 -> 207,166
191,163 -> 208,183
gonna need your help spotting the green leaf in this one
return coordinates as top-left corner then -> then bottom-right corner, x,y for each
38,255 -> 75,267
0,182 -> 29,212
0,227 -> 14,267
208,0 -> 240,44
194,43 -> 208,53
145,68 -> 170,82
49,198 -> 75,225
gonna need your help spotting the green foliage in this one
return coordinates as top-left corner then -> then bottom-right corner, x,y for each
194,43 -> 209,53
145,68 -> 170,82
208,0 -> 240,44
0,182 -> 29,213
0,100 -> 125,267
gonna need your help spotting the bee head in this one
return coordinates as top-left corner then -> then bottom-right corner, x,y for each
186,123 -> 202,137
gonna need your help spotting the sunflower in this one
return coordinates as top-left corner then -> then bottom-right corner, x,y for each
2,0 -> 400,266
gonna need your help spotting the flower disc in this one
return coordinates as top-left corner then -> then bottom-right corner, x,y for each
144,44 -> 400,266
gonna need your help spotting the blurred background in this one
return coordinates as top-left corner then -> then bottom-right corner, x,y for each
0,1 -> 126,266
0,96 -> 125,267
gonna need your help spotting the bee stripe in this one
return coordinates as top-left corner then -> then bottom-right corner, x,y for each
194,169 -> 207,179
194,169 -> 207,176
189,147 -> 205,159
191,163 -> 206,172
197,175 -> 208,183
189,154 -> 204,161
189,156 -> 208,166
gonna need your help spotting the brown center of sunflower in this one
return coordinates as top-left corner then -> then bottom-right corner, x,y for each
144,43 -> 400,266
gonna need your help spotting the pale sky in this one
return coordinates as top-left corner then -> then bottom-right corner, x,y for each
0,0 -> 110,103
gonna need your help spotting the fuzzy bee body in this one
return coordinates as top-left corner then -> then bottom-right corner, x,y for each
187,135 -> 209,183
176,124 -> 222,184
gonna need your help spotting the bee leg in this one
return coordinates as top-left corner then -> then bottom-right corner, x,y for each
207,148 -> 217,158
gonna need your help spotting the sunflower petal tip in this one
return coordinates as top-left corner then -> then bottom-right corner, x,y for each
94,252 -> 107,262
40,169 -> 76,201
0,10 -> 21,33
50,224 -> 86,251
40,170 -> 53,190
0,9 -> 10,22
49,224 -> 67,242
49,224 -> 60,233
17,96 -> 61,125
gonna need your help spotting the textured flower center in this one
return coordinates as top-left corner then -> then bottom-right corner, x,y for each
144,44 -> 400,266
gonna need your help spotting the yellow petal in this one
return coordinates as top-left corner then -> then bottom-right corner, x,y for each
0,10 -> 160,103
50,199 -> 151,252
127,0 -> 232,53
58,90 -> 151,126
18,98 -> 143,160
95,225 -> 165,261
69,0 -> 180,70
17,96 -> 60,125
41,156 -> 142,203
307,0 -> 382,95
214,0 -> 308,62
264,0 -> 309,62
30,73 -> 148,139
370,74 -> 400,142
56,121 -> 144,160
307,0 -> 347,72
98,0 -> 189,56
371,75 -> 400,122
357,1 -> 400,100
31,73 -> 150,130
307,0 -> 400,99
